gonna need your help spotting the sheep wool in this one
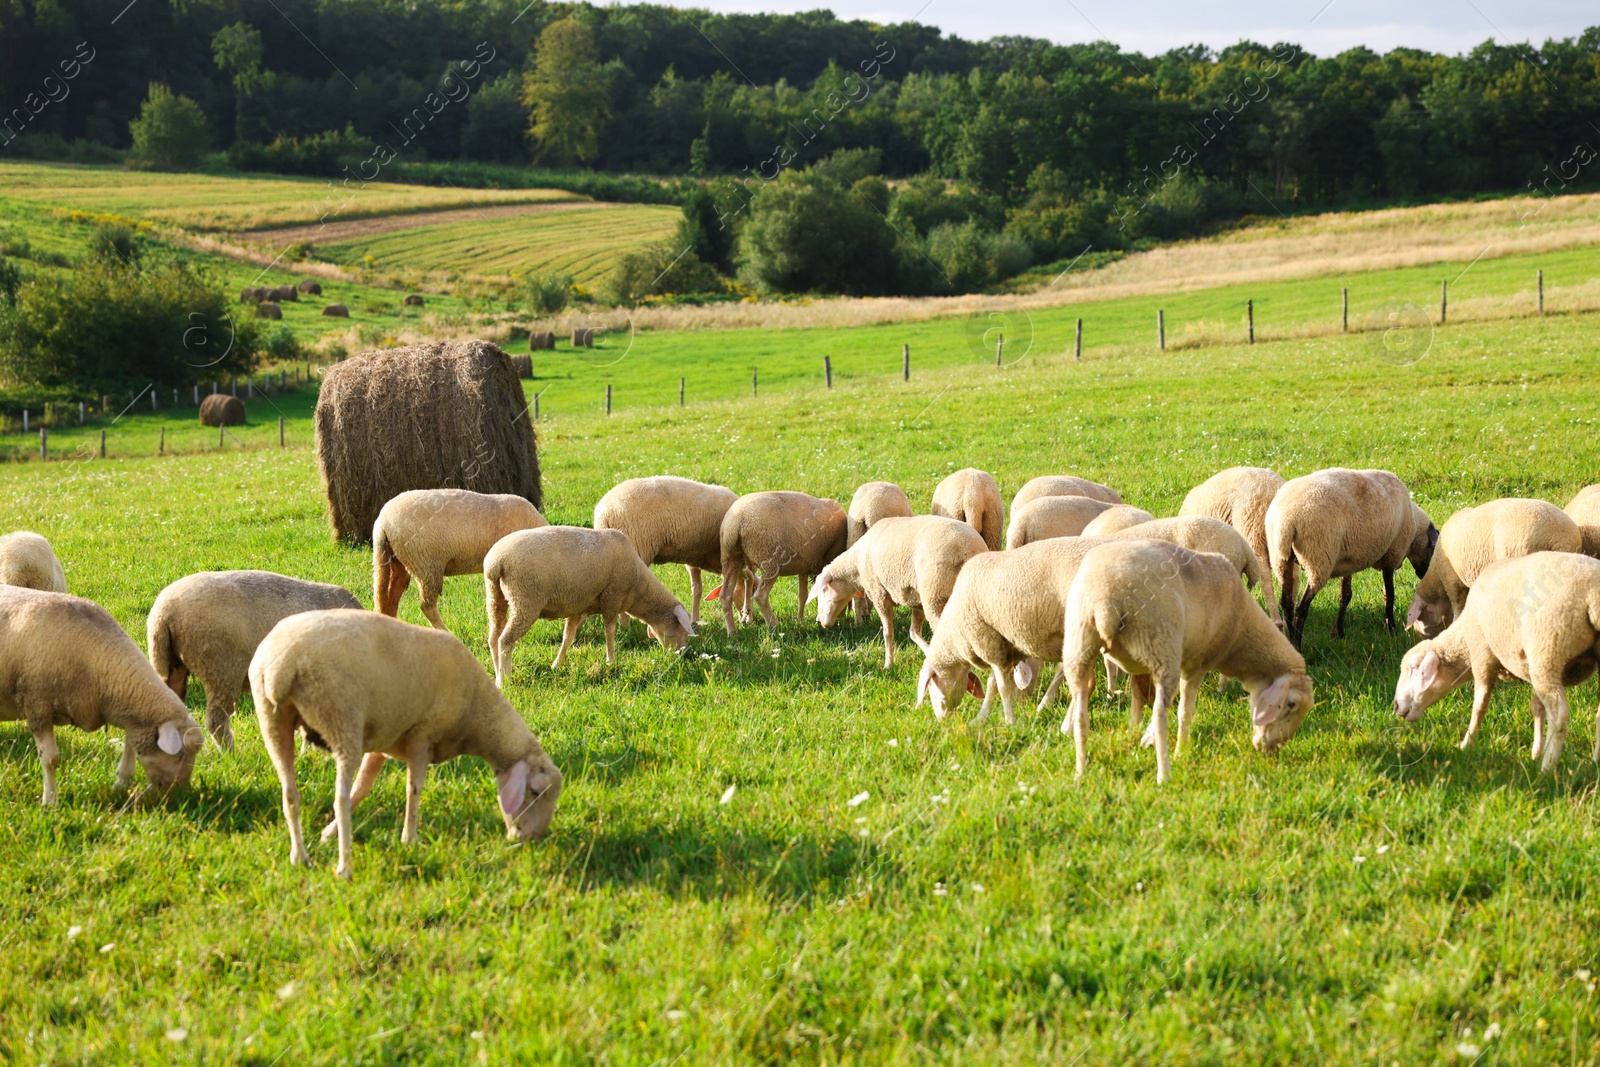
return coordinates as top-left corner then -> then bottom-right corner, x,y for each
1079,505 -> 1158,536
1105,515 -> 1280,624
1564,484 -> 1600,559
1009,475 -> 1123,514
594,475 -> 738,627
1005,496 -> 1119,549
930,469 -> 1005,551
0,531 -> 67,593
1178,466 -> 1285,581
713,491 -> 848,633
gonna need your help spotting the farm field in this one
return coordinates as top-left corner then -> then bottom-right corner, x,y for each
2,310 -> 1599,1063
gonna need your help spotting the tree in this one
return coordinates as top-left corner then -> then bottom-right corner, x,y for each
128,84 -> 210,169
736,169 -> 905,295
522,18 -> 611,165
212,23 -> 274,146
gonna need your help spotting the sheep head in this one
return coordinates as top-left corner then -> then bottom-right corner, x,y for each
646,605 -> 694,652
808,570 -> 855,628
497,752 -> 562,842
1405,590 -> 1450,637
131,718 -> 204,794
916,658 -> 983,719
1249,671 -> 1314,752
1393,643 -> 1461,722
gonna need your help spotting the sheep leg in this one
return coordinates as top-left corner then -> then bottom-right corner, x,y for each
721,578 -> 738,635
321,752 -> 386,842
1292,580 -> 1323,648
1038,664 -> 1065,711
1332,576 -> 1353,639
115,735 -> 137,792
1150,678 -> 1175,785
995,668 -> 1021,726
795,575 -> 810,622
1104,654 -> 1123,697
876,594 -> 897,668
754,575 -> 779,627
262,712 -> 309,868
1459,680 -> 1494,749
1530,693 -> 1546,761
333,754 -> 357,880
1174,674 -> 1201,757
163,664 -> 190,700
1132,675 -> 1151,735
603,615 -> 618,663
687,566 -> 703,628
30,724 -> 59,806
417,574 -> 448,631
1381,567 -> 1398,632
494,603 -> 537,686
1060,660 -> 1095,778
376,558 -> 411,617
853,591 -> 867,625
910,606 -> 926,643
1538,689 -> 1570,773
552,615 -> 583,670
400,741 -> 430,845
486,579 -> 508,675
205,690 -> 237,753
974,673 -> 998,724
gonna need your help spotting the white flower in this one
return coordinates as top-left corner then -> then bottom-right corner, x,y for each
887,739 -> 898,747
1483,1022 -> 1501,1041
67,926 -> 83,941
970,883 -> 985,893
1135,882 -> 1144,892
276,981 -> 298,1001
933,882 -> 949,896
1354,855 -> 1367,864
470,1031 -> 485,1041
719,785 -> 736,805
854,817 -> 867,825
98,943 -> 115,954
165,1029 -> 188,1042
664,1009 -> 687,1022
1576,969 -> 1594,982
859,829 -> 869,838
1455,1043 -> 1480,1059
848,791 -> 870,808
1376,844 -> 1390,854
770,650 -> 780,658
949,761 -> 961,771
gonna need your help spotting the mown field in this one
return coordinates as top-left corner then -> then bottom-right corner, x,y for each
2,306 -> 1598,1064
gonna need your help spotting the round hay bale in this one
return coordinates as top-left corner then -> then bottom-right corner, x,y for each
275,284 -> 299,302
510,354 -> 533,379
199,394 -> 246,427
403,293 -> 426,307
322,303 -> 350,318
530,330 -> 554,350
314,339 -> 541,544
571,327 -> 593,348
298,279 -> 322,295
240,287 -> 261,304
255,302 -> 283,320
261,287 -> 280,302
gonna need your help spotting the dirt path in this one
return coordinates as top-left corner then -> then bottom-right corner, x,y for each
238,199 -> 605,246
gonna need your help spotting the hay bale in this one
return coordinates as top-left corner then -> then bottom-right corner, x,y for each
199,394 -> 246,427
275,284 -> 299,302
530,330 -> 554,350
404,294 -> 425,307
314,339 -> 540,544
510,354 -> 533,379
571,327 -> 593,347
298,279 -> 322,295
240,287 -> 261,304
322,303 -> 349,318
255,302 -> 283,320
261,287 -> 279,302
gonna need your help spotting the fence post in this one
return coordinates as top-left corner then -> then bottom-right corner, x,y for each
230,377 -> 237,397
679,377 -> 685,405
39,427 -> 46,461
193,385 -> 199,406
824,355 -> 832,389
753,367 -> 758,398
605,384 -> 612,415
1538,269 -> 1544,314
1075,318 -> 1083,360
902,343 -> 910,381
1158,310 -> 1166,351
150,389 -> 157,411
1247,299 -> 1254,344
21,410 -> 27,433
79,401 -> 85,425
159,428 -> 165,456
533,393 -> 540,421
1342,287 -> 1348,332
212,381 -> 217,396
219,424 -> 225,448
279,416 -> 285,448
102,394 -> 110,416
1440,280 -> 1447,324
171,388 -> 177,407
99,429 -> 106,459
247,377 -> 254,399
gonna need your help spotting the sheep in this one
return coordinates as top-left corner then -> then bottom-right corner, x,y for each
0,586 -> 203,805
1010,475 -> 1123,513
1105,516 -> 1280,625
249,609 -> 562,878
845,481 -> 914,623
1393,551 -> 1600,772
1265,467 -> 1437,647
1061,540 -> 1314,782
930,469 -> 1004,551
484,526 -> 693,685
594,476 -> 738,628
147,570 -> 362,750
1005,496 -> 1119,549
1565,484 -> 1600,558
0,531 -> 67,592
1406,498 -> 1582,637
710,491 -> 848,633
373,489 -> 547,630
811,515 -> 988,666
1080,505 -> 1158,536
1178,466 -> 1285,581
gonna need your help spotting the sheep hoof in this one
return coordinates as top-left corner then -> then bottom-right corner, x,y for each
335,864 -> 353,881
1139,728 -> 1157,748
290,848 -> 312,868
1457,735 -> 1475,750
319,820 -> 339,842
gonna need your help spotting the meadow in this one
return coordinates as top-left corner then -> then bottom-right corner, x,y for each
2,305 -> 1599,1064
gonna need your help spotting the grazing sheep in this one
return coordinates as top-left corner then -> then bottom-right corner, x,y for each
811,515 -> 988,666
846,481 -> 914,623
1006,496 -> 1119,548
1393,551 -> 1600,772
249,609 -> 562,879
485,526 -> 693,684
147,570 -> 361,750
1565,485 -> 1600,558
1407,498 -> 1582,636
1178,466 -> 1285,580
1080,505 -> 1158,536
0,587 -> 203,805
1010,475 -> 1123,513
0,532 -> 66,593
711,491 -> 848,633
373,489 -> 547,630
1105,516 -> 1280,625
593,475 -> 738,627
1061,540 -> 1314,782
930,469 -> 1004,551
1265,467 -> 1437,646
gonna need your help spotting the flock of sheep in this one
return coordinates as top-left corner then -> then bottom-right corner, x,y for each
3,464 -> 1599,879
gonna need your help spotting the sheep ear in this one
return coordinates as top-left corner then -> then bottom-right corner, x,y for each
1405,595 -> 1424,628
672,605 -> 693,633
497,761 -> 529,819
1414,649 -> 1442,690
965,671 -> 984,698
1252,676 -> 1290,727
705,583 -> 723,602
915,661 -> 932,707
1013,660 -> 1036,689
157,721 -> 185,755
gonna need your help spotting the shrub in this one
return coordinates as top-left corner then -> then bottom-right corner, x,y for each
922,221 -> 1032,293
87,225 -> 142,267
1119,174 -> 1245,241
606,244 -> 723,305
889,175 -> 1003,237
525,271 -> 573,315
226,125 -> 369,177
735,169 -> 904,295
677,187 -> 736,275
259,324 -> 302,363
0,255 -> 21,303
128,83 -> 210,170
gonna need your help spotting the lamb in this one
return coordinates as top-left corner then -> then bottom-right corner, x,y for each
1265,468 -> 1437,646
373,489 -> 547,630
1005,496 -> 1119,548
1178,466 -> 1285,581
0,586 -> 203,805
1061,540 -> 1314,782
1393,551 -> 1600,773
0,531 -> 67,592
811,515 -> 988,666
710,491 -> 848,633
484,526 -> 693,685
1010,475 -> 1123,512
1565,484 -> 1600,558
1406,498 -> 1582,637
249,609 -> 562,878
1080,505 -> 1158,536
593,475 -> 738,627
1105,516 -> 1280,625
930,469 -> 1004,551
147,570 -> 362,750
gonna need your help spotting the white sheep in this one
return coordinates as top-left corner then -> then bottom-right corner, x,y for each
1178,466 -> 1285,581
147,570 -> 361,750
484,526 -> 693,684
1105,516 -> 1280,625
1010,475 -> 1122,513
1005,496 -> 1119,548
930,468 -> 1004,551
845,481 -> 915,623
0,531 -> 67,592
0,586 -> 203,805
1406,498 -> 1582,637
594,475 -> 738,627
250,609 -> 562,878
1265,467 -> 1436,646
811,515 -> 988,666
1564,484 -> 1600,558
1080,505 -> 1158,536
1061,540 -> 1314,782
373,489 -> 546,629
1393,551 -> 1600,772
711,491 -> 848,632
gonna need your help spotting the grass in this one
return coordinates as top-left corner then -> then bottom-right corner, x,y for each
2,307 -> 1599,1063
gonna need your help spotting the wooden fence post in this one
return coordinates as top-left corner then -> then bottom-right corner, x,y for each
1247,299 -> 1254,344
995,336 -> 1003,367
824,356 -> 832,389
679,377 -> 685,405
219,424 -> 225,448
902,343 -> 910,381
605,384 -> 612,415
79,402 -> 85,425
1075,318 -> 1083,360
1342,288 -> 1349,332
39,428 -> 46,461
1538,269 -> 1544,314
533,393 -> 540,421
21,410 -> 27,433
159,428 -> 164,456
279,416 -> 285,447
1158,310 -> 1166,351
1440,280 -> 1447,324
99,429 -> 106,459
753,367 -> 758,398
230,377 -> 237,397
150,389 -> 157,411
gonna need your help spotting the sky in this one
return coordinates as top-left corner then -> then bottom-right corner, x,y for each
682,0 -> 1599,56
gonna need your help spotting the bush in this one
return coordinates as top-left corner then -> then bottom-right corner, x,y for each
736,170 -> 904,295
0,255 -> 21,304
259,324 -> 302,363
395,162 -> 690,206
1006,198 -> 1118,261
226,125 -> 368,176
88,225 -> 142,267
677,187 -> 736,275
606,244 -> 724,305
889,175 -> 1004,237
922,221 -> 1032,293
525,271 -> 573,315
128,83 -> 210,170
1119,174 -> 1245,241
